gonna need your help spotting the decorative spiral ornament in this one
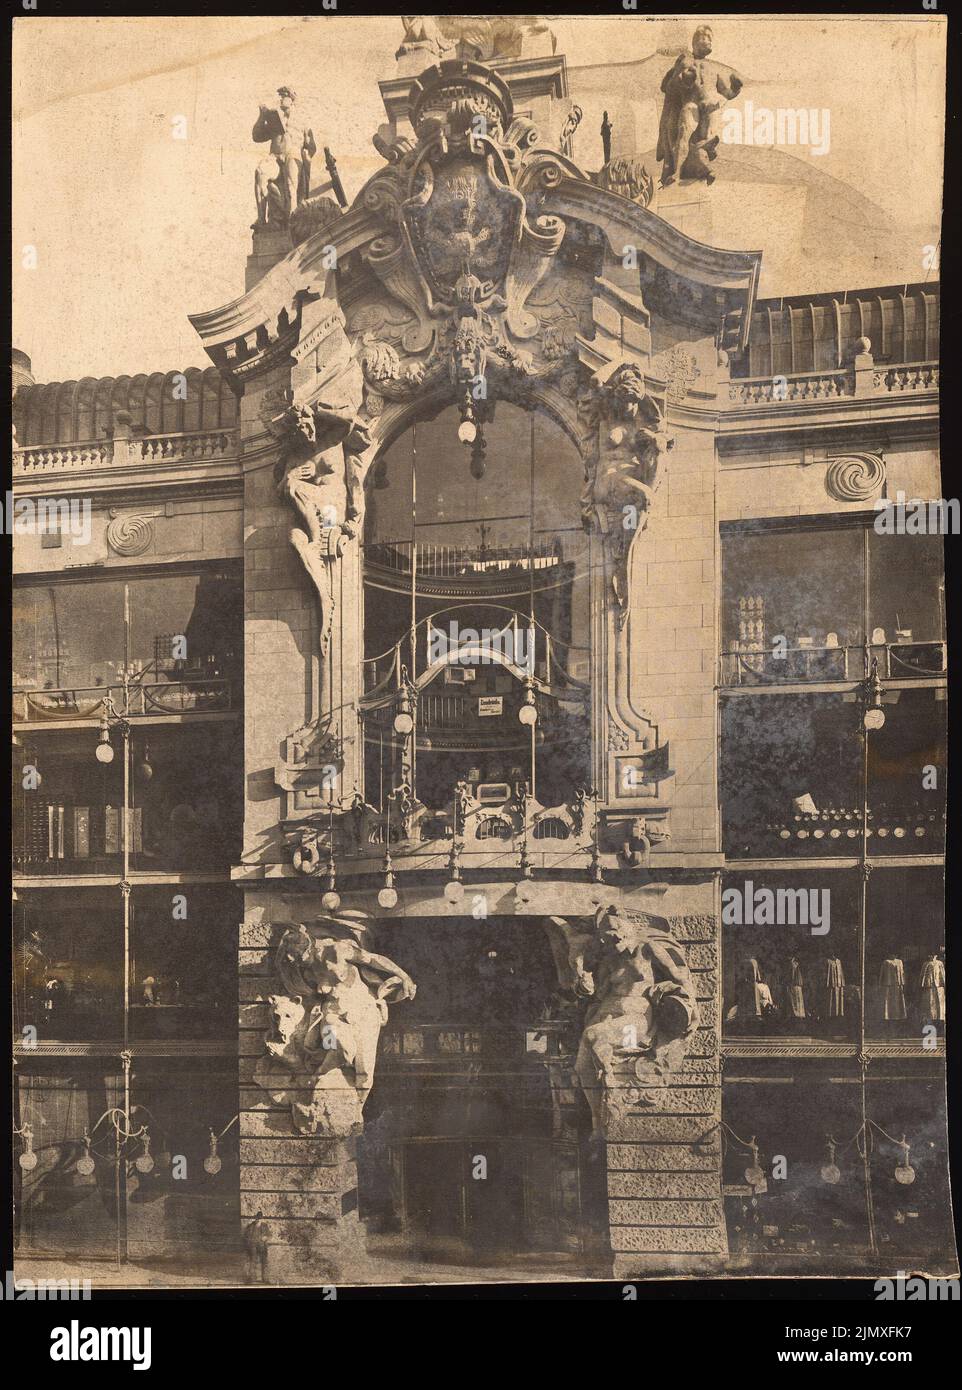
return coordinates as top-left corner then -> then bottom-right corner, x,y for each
106,510 -> 154,556
825,453 -> 886,502
365,233 -> 401,262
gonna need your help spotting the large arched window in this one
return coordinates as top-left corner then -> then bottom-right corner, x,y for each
361,402 -> 591,815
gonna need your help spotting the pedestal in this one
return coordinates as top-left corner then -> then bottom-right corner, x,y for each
246,227 -> 292,292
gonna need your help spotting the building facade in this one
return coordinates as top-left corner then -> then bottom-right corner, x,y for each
12,21 -> 951,1284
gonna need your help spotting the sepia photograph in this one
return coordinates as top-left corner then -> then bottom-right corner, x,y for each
9,8 -> 955,1308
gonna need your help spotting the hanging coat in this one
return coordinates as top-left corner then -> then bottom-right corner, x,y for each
918,957 -> 945,1021
737,958 -> 773,1018
878,957 -> 907,1021
825,957 -> 845,1018
786,959 -> 806,1019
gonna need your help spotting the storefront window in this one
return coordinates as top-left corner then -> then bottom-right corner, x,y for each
723,1078 -> 868,1266
868,530 -> 945,660
15,1062 -> 239,1268
362,404 -> 591,814
721,527 -> 863,684
14,726 -> 242,875
13,568 -> 242,704
14,581 -> 126,692
865,871 -> 944,1040
14,892 -> 122,1042
720,692 -> 944,859
721,523 -> 946,685
722,872 -> 858,1040
129,890 -> 237,1041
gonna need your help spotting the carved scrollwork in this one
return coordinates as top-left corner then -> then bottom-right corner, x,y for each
105,510 -> 154,556
825,452 -> 886,502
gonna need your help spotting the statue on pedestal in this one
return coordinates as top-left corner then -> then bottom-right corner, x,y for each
396,15 -> 453,63
657,25 -> 742,187
253,86 -> 317,227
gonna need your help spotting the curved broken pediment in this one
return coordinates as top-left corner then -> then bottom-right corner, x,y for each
190,59 -> 760,390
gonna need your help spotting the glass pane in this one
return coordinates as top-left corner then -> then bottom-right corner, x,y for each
722,528 -> 863,683
867,1079 -> 953,1258
124,1065 -> 239,1266
129,890 -> 238,1040
723,1080 -> 868,1261
722,871 -> 858,1040
721,694 -> 861,857
129,725 -> 242,871
13,727 -> 242,874
866,688 -> 946,856
128,572 -> 241,679
869,531 -> 945,670
866,870 -> 944,1039
362,405 -> 591,810
13,581 -> 125,692
15,893 -> 122,1041
16,1070 -> 123,1258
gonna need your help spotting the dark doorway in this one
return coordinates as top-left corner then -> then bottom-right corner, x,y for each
359,917 -> 592,1269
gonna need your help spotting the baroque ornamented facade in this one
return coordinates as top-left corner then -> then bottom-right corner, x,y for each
12,19 -> 950,1285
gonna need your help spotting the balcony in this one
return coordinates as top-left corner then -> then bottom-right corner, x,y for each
14,569 -> 242,726
721,638 -> 946,689
13,428 -> 237,480
726,361 -> 938,408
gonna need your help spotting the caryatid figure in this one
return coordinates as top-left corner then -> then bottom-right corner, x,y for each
253,85 -> 317,227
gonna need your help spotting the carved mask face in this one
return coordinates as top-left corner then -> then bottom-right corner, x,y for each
692,26 -> 713,58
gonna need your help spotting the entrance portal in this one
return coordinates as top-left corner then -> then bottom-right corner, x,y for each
359,918 -> 600,1271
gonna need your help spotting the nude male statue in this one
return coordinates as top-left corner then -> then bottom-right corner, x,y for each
657,25 -> 743,187
253,86 -> 317,227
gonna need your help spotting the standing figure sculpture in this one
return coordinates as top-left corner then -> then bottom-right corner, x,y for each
657,25 -> 742,186
574,905 -> 699,1137
256,919 -> 416,1137
253,86 -> 317,227
600,110 -> 613,165
580,363 -> 674,626
275,393 -> 371,655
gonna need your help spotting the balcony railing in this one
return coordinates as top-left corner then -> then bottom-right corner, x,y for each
14,675 -> 235,723
727,361 -> 938,407
13,428 -> 238,478
364,536 -> 567,578
729,369 -> 851,405
873,364 -> 939,393
720,639 -> 946,687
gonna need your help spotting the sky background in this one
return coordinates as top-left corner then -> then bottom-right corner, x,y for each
13,13 -> 945,384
